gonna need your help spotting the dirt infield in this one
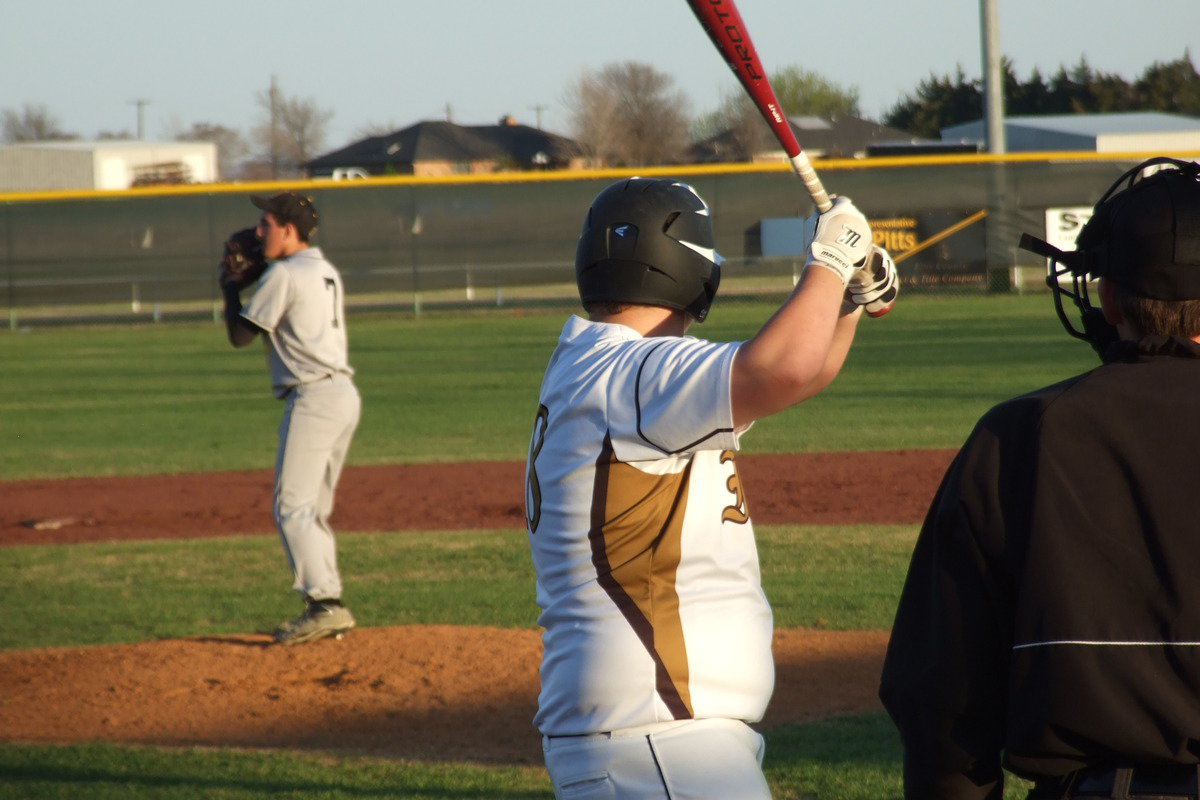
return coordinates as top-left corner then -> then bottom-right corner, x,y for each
2,449 -> 955,762
3,450 -> 956,546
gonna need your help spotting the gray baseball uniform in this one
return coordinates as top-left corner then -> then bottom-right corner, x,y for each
241,246 -> 360,602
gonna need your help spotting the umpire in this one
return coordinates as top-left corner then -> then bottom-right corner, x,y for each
879,157 -> 1200,800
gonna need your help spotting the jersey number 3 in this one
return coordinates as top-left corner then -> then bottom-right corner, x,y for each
720,450 -> 750,524
525,404 -> 549,533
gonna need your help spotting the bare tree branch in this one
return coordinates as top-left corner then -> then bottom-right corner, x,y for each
565,62 -> 689,168
252,82 -> 334,178
697,66 -> 861,160
172,121 -> 250,181
1,103 -> 77,143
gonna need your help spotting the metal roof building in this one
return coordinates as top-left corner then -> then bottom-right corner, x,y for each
0,140 -> 218,192
941,112 -> 1200,152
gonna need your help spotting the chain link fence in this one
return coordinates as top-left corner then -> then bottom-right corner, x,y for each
0,155 -> 1161,327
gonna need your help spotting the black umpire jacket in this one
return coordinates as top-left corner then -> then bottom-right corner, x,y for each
879,336 -> 1200,800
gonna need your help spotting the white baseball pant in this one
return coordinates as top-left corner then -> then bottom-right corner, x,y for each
542,718 -> 771,799
274,373 -> 361,602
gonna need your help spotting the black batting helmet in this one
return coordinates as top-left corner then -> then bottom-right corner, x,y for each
575,177 -> 722,322
1019,156 -> 1200,357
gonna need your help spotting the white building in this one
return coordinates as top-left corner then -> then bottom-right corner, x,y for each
941,112 -> 1200,153
0,140 -> 218,192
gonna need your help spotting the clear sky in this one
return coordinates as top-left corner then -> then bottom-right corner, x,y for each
2,0 -> 1197,152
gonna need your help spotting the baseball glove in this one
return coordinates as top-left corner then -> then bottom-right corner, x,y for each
218,227 -> 267,290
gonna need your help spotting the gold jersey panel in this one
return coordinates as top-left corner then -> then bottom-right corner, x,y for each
591,435 -> 695,718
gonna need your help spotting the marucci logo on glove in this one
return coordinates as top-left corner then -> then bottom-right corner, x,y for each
807,195 -> 872,285
837,228 -> 863,248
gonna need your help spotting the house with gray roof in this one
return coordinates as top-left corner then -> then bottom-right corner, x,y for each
305,117 -> 586,178
692,114 -> 919,162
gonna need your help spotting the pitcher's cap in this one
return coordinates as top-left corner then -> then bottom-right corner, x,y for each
251,192 -> 319,238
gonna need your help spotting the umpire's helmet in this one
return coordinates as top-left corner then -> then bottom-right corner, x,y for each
575,177 -> 722,322
1019,157 -> 1200,356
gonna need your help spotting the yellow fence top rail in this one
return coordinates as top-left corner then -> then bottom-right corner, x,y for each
2,150 -> 1199,205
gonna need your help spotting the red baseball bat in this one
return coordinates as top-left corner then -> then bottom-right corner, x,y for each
686,0 -> 832,212
687,0 -> 896,318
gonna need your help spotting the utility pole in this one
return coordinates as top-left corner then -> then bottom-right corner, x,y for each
130,99 -> 150,139
980,0 -> 1013,290
529,104 -> 547,129
980,0 -> 1006,154
269,75 -> 280,179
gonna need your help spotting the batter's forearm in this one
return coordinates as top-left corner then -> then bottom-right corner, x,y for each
809,305 -> 863,395
730,266 -> 848,425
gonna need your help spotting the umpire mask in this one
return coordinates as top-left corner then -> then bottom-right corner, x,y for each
1019,157 -> 1200,359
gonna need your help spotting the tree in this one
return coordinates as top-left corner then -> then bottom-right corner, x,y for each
883,52 -> 1200,138
694,66 -> 861,159
772,67 -> 862,119
565,62 -> 690,168
1090,70 -> 1136,113
1,103 -> 77,143
1010,66 -> 1045,115
252,80 -> 334,178
173,122 -> 250,181
355,121 -> 402,138
1052,56 -> 1131,113
1135,53 -> 1200,115
884,66 -> 982,139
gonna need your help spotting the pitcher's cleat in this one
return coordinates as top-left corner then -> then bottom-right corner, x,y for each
273,599 -> 355,645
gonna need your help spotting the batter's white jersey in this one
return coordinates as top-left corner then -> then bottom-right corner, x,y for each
525,316 -> 774,736
241,246 -> 354,398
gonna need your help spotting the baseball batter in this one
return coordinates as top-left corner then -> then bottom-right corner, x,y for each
219,191 -> 361,645
525,177 -> 897,798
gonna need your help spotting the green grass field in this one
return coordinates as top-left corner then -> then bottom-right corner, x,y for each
0,294 -> 1095,479
4,524 -> 920,650
1,294 -> 1077,798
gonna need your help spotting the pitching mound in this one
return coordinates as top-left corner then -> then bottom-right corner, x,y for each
0,625 -> 888,763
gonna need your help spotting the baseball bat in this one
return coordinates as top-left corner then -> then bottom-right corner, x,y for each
685,0 -> 832,213
687,0 -> 897,316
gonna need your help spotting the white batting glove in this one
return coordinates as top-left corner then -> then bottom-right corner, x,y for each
807,196 -> 872,286
847,246 -> 899,317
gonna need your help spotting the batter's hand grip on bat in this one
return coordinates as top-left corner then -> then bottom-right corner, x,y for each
849,247 -> 898,317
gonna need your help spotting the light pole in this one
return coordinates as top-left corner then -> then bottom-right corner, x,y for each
980,0 -> 1006,154
130,99 -> 150,139
980,0 -> 1013,290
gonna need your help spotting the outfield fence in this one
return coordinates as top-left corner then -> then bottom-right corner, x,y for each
1,152 -> 1190,327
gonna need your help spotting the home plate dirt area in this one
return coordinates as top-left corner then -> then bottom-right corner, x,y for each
1,449 -> 955,763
